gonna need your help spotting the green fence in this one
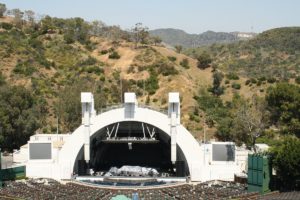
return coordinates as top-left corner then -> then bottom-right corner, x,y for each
1,166 -> 26,181
248,154 -> 271,194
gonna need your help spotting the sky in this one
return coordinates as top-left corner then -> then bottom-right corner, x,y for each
1,0 -> 299,34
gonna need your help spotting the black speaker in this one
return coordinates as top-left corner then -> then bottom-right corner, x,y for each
176,161 -> 185,177
77,160 -> 87,176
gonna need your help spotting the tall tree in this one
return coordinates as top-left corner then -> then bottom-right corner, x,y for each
152,36 -> 162,46
271,136 -> 300,190
266,83 -> 300,137
232,96 -> 270,151
0,3 -> 6,17
90,20 -> 106,36
24,10 -> 35,25
174,45 -> 183,53
0,85 -> 40,151
10,9 -> 24,28
211,71 -> 224,96
132,23 -> 149,48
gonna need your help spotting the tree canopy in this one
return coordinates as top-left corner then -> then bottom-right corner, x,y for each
266,83 -> 300,137
270,136 -> 300,190
0,85 -> 40,151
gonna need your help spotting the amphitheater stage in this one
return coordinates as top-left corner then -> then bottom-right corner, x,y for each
76,176 -> 187,183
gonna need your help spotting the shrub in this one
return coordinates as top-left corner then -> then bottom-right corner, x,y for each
145,70 -> 159,94
231,82 -> 241,89
258,76 -> 266,82
271,137 -> 300,190
13,61 -> 37,76
250,78 -> 257,84
0,22 -> 13,30
82,66 -> 104,75
78,56 -> 97,66
226,72 -> 239,80
267,77 -> 277,83
167,56 -> 177,62
245,80 -> 251,85
160,66 -> 178,76
180,58 -> 190,69
197,51 -> 212,69
100,49 -> 108,55
0,72 -> 5,85
295,76 -> 300,84
127,66 -> 135,74
108,51 -> 121,59
225,80 -> 230,84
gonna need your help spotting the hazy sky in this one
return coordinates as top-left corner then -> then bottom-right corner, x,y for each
1,0 -> 299,33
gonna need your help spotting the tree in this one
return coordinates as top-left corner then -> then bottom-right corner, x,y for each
0,3 -> 6,17
174,45 -> 182,53
231,96 -> 270,151
90,20 -> 106,36
0,85 -> 40,151
197,51 -> 212,69
266,83 -> 300,137
152,36 -> 162,46
10,9 -> 24,28
271,136 -> 300,190
24,10 -> 35,25
180,58 -> 190,69
132,23 -> 149,48
211,71 -> 224,96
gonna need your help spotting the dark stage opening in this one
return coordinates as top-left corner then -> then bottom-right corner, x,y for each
76,121 -> 188,177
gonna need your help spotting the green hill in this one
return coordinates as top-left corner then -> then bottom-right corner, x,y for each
184,27 -> 300,80
0,9 -> 299,151
149,28 -> 255,47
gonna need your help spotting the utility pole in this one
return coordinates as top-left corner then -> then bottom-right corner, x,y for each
120,77 -> 123,103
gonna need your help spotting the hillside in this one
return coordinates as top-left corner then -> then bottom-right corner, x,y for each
149,28 -> 256,47
0,16 -> 216,140
184,27 -> 300,80
0,13 -> 299,148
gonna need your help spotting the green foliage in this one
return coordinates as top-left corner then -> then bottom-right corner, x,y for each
195,90 -> 229,128
295,76 -> 300,84
81,66 -> 104,75
145,70 -> 159,95
211,71 -> 224,96
185,27 -> 300,80
108,51 -> 121,59
150,29 -> 238,48
0,22 -> 13,30
78,56 -> 97,66
250,27 -> 300,54
0,72 -> 5,86
266,83 -> 300,137
174,45 -> 183,53
231,82 -> 241,90
0,3 -> 6,17
196,51 -> 212,69
267,77 -> 277,83
167,56 -> 177,62
148,59 -> 179,76
0,85 -> 40,151
100,49 -> 108,55
13,60 -> 37,76
226,72 -> 239,80
180,58 -> 189,69
270,137 -> 300,190
132,23 -> 149,47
